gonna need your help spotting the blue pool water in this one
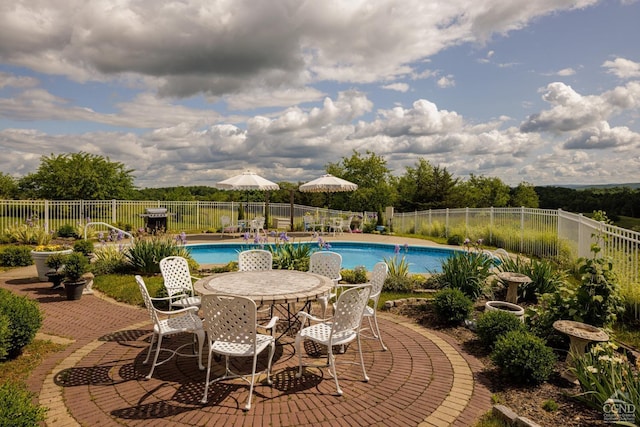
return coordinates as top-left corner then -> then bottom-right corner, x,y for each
187,241 -> 463,273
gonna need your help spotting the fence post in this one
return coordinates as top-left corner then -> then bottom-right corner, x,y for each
465,207 -> 469,237
445,208 -> 449,238
196,201 -> 200,231
489,207 -> 494,245
520,206 -> 525,253
44,200 -> 50,234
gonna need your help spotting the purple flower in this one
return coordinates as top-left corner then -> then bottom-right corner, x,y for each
463,238 -> 471,245
394,244 -> 400,254
324,242 -> 332,250
403,243 -> 409,252
253,234 -> 260,244
270,230 -> 276,237
243,232 -> 250,241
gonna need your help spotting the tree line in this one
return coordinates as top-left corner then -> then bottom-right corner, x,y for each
2,151 -> 637,217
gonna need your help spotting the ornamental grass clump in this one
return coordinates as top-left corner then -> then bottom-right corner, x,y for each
433,251 -> 493,300
125,235 -> 197,274
491,330 -> 556,385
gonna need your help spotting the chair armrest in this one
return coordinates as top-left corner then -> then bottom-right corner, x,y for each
296,311 -> 331,324
257,316 -> 279,330
154,305 -> 200,316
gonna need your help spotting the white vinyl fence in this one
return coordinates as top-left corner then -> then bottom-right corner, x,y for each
3,200 -> 640,314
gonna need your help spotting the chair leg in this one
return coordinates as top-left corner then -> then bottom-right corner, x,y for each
143,332 -> 156,365
266,341 -> 275,386
201,346 -> 214,404
195,330 -> 206,370
295,335 -> 305,378
356,332 -> 369,383
370,311 -> 387,351
146,334 -> 163,380
328,346 -> 343,396
245,354 -> 258,411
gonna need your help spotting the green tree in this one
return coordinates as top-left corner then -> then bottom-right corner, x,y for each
510,182 -> 540,208
326,150 -> 395,212
396,158 -> 458,211
452,174 -> 510,208
18,152 -> 135,200
0,172 -> 18,199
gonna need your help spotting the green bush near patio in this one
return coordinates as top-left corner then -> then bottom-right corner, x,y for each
491,330 -> 556,385
0,382 -> 47,426
432,288 -> 473,325
0,289 -> 42,360
0,245 -> 33,267
341,266 -> 368,284
476,310 -> 525,350
124,235 -> 198,274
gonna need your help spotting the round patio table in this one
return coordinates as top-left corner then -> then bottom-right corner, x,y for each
194,270 -> 334,340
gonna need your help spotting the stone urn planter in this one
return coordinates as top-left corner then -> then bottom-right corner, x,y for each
31,248 -> 72,281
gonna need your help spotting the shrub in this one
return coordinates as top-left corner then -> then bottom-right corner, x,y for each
62,252 -> 89,283
434,252 -> 493,300
432,288 -> 473,325
56,223 -> 78,238
45,252 -> 66,271
4,219 -> 51,245
0,289 -> 42,359
383,274 -> 416,292
73,239 -> 94,256
0,245 -> 33,267
341,266 -> 368,284
491,330 -> 556,385
447,234 -> 463,246
0,382 -> 47,426
476,310 -> 525,349
0,314 -> 10,360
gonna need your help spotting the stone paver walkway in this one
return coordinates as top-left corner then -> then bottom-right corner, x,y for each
1,235 -> 492,426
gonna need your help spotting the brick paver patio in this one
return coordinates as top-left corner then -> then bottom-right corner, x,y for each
1,234 -> 492,426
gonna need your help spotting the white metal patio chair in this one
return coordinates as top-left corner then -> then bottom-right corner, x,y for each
249,216 -> 266,237
159,256 -> 201,310
220,215 -> 234,235
294,284 -> 372,396
361,261 -> 389,350
238,249 -> 273,271
200,294 -> 278,410
308,251 -> 342,318
135,275 -> 205,380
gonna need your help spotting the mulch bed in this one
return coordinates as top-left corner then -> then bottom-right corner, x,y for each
390,301 -> 605,426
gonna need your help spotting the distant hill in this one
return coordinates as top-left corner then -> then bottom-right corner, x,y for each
546,183 -> 640,190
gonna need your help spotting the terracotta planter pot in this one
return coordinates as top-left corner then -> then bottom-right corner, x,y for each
31,249 -> 73,281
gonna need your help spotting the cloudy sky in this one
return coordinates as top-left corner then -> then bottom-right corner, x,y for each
1,0 -> 639,188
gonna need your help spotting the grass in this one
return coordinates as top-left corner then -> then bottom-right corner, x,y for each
93,274 -> 165,305
0,340 -> 67,384
473,412 -> 510,427
613,322 -> 640,349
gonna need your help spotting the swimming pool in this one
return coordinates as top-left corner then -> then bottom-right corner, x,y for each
187,241 -> 463,273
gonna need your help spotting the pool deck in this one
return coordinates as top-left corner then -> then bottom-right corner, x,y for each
1,231 -> 492,426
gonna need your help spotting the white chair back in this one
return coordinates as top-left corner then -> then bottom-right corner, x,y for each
309,251 -> 342,282
332,284 -> 372,337
369,261 -> 388,298
160,256 -> 194,299
238,249 -> 273,271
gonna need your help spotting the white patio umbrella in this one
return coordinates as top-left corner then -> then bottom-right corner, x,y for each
215,171 -> 279,207
299,174 -> 358,208
298,174 -> 358,193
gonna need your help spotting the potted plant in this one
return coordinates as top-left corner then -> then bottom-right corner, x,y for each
31,244 -> 73,281
73,239 -> 94,261
45,253 -> 66,289
62,252 -> 90,300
